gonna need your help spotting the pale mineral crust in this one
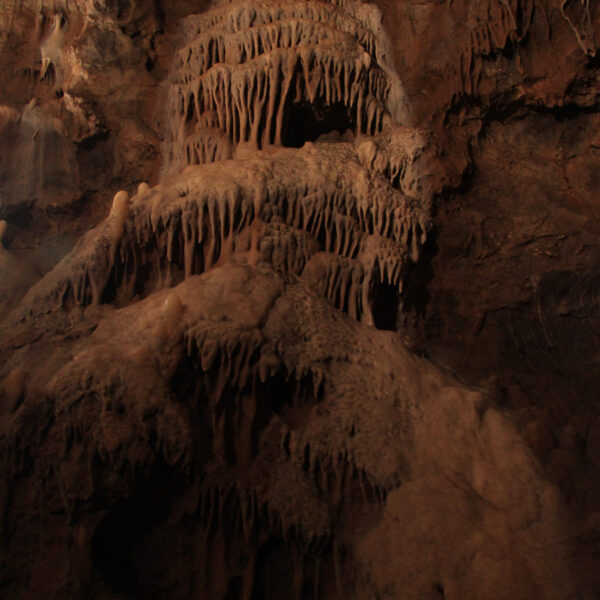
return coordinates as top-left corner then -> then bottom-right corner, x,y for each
0,1 -> 599,599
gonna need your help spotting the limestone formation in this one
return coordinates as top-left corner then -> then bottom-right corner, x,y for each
1,1 -> 599,599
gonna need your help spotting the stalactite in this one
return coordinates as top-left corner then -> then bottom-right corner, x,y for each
561,0 -> 595,56
455,0 -> 538,97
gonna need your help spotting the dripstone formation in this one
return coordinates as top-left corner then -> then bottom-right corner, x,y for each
1,1 -> 599,599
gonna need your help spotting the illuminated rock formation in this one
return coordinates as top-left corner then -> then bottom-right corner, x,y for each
0,1 -> 599,599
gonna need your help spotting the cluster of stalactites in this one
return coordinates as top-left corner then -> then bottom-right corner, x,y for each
456,0 -> 535,96
292,437 -> 389,508
165,0 -> 390,170
189,448 -> 384,547
123,158 -> 425,321
169,44 -> 386,158
258,221 -> 321,276
11,140 -> 428,325
175,17 -> 367,76
184,325 -> 326,403
301,238 -> 407,326
184,129 -> 234,167
1,0 -> 87,51
0,0 -> 72,29
139,155 -> 426,268
175,311 -> 386,544
184,1 -> 377,58
168,451 -> 384,600
8,190 -> 130,318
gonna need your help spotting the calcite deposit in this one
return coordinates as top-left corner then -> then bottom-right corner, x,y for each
0,1 -> 599,599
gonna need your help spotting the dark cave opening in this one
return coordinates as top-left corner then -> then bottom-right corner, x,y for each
370,281 -> 400,331
282,100 -> 354,148
90,499 -> 136,595
398,230 -> 437,339
252,537 -> 325,600
225,576 -> 243,600
252,537 -> 295,600
90,457 -> 182,596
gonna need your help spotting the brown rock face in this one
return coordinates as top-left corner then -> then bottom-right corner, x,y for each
0,1 -> 599,599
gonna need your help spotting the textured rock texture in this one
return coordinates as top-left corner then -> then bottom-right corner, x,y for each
0,1 -> 599,599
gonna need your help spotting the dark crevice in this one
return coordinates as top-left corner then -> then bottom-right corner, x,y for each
77,130 -> 111,152
370,281 -> 400,331
252,537 -> 295,600
225,577 -> 243,600
400,228 -> 438,320
91,499 -> 136,595
282,100 -> 354,148
90,457 -> 182,597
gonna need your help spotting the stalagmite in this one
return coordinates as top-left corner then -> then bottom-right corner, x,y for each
137,182 -> 150,196
109,190 -> 130,225
161,291 -> 184,332
107,190 -> 131,280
